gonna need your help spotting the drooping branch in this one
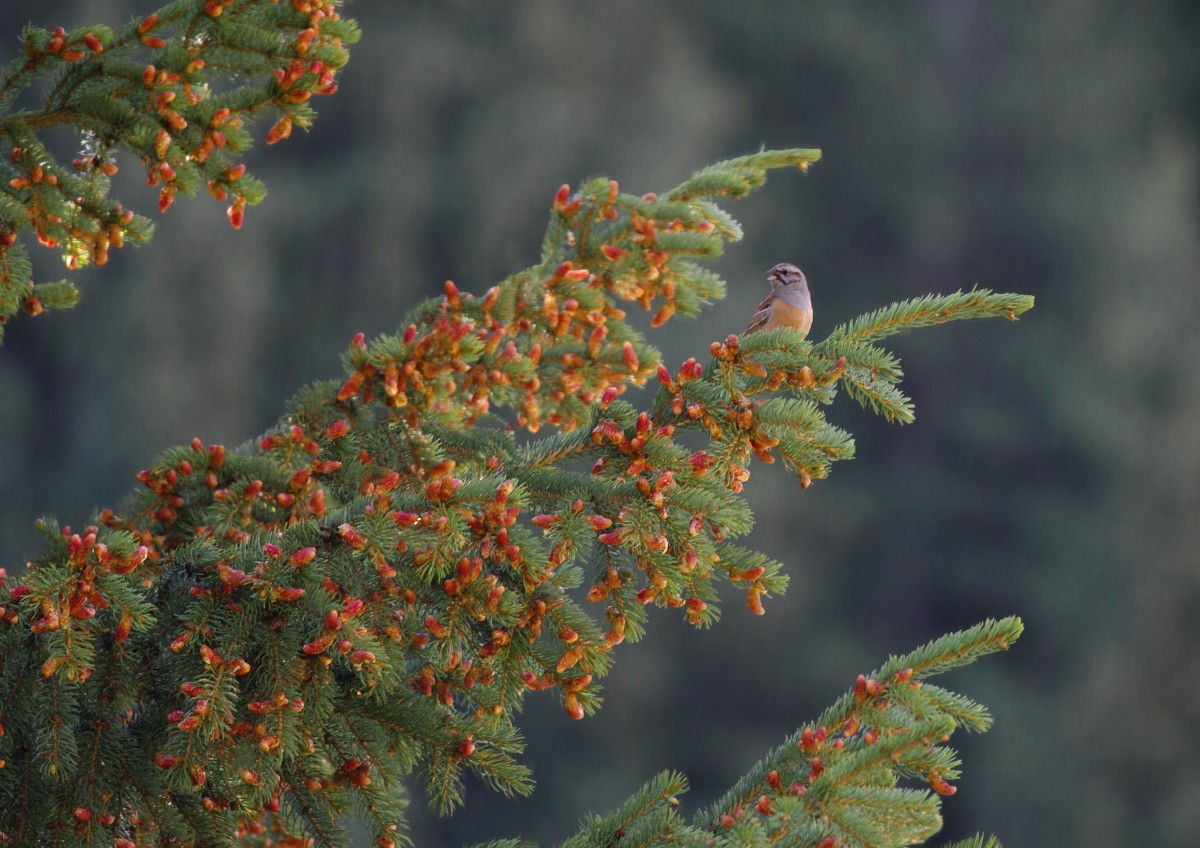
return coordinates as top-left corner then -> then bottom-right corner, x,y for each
0,0 -> 359,339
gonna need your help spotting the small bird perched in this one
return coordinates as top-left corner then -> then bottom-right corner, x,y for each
743,262 -> 813,337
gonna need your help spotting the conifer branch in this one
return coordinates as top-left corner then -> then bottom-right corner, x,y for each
562,770 -> 690,848
546,619 -> 1020,848
821,289 -> 1034,347
0,0 -> 359,340
665,148 -> 821,202
0,133 -> 1031,846
943,836 -> 1002,848
694,617 -> 1022,837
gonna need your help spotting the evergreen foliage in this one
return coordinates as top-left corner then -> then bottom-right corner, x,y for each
547,618 -> 1021,848
0,0 -> 359,340
0,10 -> 1036,845
0,142 -> 1032,844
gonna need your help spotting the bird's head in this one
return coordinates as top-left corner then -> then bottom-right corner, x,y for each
767,262 -> 807,291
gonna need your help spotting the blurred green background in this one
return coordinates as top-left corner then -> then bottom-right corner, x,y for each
3,2 -> 1199,846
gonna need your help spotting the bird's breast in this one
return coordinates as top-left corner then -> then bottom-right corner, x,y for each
761,299 -> 813,335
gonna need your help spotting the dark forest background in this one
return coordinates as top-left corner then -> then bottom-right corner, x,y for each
3,2 -> 1199,846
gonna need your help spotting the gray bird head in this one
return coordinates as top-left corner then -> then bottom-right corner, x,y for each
767,262 -> 808,292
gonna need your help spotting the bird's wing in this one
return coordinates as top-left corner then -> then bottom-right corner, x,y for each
744,293 -> 774,334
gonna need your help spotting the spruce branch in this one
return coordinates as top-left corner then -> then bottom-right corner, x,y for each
820,289 -> 1034,347
942,836 -> 1002,848
545,619 -> 1021,848
561,770 -> 691,848
0,144 -> 1032,847
0,0 -> 359,340
693,618 -> 1023,837
664,148 -> 821,202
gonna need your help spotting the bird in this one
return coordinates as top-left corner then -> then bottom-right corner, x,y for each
743,262 -> 813,337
